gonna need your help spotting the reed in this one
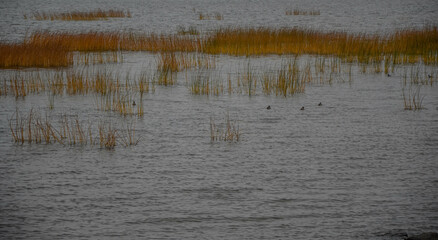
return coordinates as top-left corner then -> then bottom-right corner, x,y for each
117,121 -> 141,146
26,9 -> 131,21
261,59 -> 305,96
402,86 -> 424,110
156,69 -> 176,86
188,71 -> 224,96
98,122 -> 117,149
210,113 -> 240,142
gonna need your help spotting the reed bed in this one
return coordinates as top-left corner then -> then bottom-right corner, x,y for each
25,9 -> 131,21
0,43 -> 72,68
9,109 -> 140,148
203,26 -> 438,65
7,26 -> 435,68
210,114 -> 240,142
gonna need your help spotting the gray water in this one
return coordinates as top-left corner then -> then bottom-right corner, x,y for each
1,0 -> 438,239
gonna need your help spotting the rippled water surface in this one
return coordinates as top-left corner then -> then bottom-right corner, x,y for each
1,0 -> 438,239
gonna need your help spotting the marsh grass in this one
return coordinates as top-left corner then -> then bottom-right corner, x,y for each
25,9 -> 131,21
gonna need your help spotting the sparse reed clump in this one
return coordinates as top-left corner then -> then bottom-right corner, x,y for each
199,12 -> 223,20
177,26 -> 199,35
8,109 -> 141,149
188,71 -> 223,96
25,9 -> 131,21
261,59 -> 306,97
210,114 -> 240,142
285,9 -> 320,16
402,86 -> 424,110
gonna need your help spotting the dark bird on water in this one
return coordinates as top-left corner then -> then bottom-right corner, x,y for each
132,101 -> 136,106
267,105 -> 271,110
300,106 -> 305,110
387,73 -> 391,77
318,102 -> 322,106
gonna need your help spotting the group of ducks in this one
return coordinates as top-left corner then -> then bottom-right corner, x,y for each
266,102 -> 322,110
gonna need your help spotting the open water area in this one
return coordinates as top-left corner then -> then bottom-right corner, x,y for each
1,0 -> 438,239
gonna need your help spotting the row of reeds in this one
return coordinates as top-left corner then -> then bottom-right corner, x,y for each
9,109 -> 140,148
24,9 -> 131,21
2,26 -> 436,69
285,9 -> 320,16
187,58 -> 344,96
1,68 -> 155,97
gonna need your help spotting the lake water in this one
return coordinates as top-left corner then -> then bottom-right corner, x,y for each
1,0 -> 438,239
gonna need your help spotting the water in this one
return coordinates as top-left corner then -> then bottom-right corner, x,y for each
1,0 -> 438,239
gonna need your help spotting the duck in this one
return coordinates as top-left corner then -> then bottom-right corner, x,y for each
267,105 -> 271,110
300,106 -> 305,110
387,73 -> 391,77
318,102 -> 322,106
132,101 -> 136,106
